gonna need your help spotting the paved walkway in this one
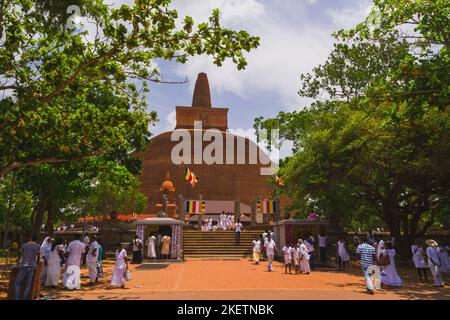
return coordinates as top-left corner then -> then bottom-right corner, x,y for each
34,259 -> 449,300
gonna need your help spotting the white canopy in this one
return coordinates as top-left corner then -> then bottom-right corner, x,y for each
134,218 -> 184,226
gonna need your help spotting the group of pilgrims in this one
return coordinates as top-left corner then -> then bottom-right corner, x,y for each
13,228 -> 449,299
251,229 -> 449,294
38,233 -> 129,291
37,233 -> 107,291
280,239 -> 313,275
356,232 -> 449,294
252,230 -> 322,274
253,235 -> 314,275
14,233 -> 134,299
201,212 -> 235,231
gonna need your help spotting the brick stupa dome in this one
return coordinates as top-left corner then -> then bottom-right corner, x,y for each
137,73 -> 275,214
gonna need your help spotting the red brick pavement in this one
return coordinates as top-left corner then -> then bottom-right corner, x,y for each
32,259 -> 449,300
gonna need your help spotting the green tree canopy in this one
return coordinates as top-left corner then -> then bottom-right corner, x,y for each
256,0 -> 450,259
0,0 -> 260,178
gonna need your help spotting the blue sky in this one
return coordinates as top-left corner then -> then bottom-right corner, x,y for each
109,0 -> 374,155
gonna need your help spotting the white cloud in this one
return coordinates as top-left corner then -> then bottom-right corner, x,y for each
165,110 -> 177,131
166,0 -> 371,111
97,0 -> 372,113
326,0 -> 373,30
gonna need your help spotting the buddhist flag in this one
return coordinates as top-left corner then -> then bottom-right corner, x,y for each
186,200 -> 206,214
257,199 -> 277,213
275,176 -> 284,186
185,167 -> 199,188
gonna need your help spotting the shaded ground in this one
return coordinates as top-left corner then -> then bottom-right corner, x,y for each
2,259 -> 447,300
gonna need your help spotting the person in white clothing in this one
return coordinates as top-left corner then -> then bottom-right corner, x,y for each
45,238 -> 64,287
222,213 -> 226,229
217,213 -> 222,230
380,242 -> 402,287
63,234 -> 86,290
83,233 -> 90,246
201,220 -> 207,232
219,212 -> 225,230
252,236 -> 261,264
86,235 -> 99,285
146,233 -> 156,259
411,241 -> 428,282
207,217 -> 213,231
40,236 -> 52,284
282,244 -> 294,274
264,234 -> 277,272
336,238 -> 350,271
110,243 -> 128,288
82,232 -> 90,265
426,239 -> 444,287
376,238 -> 385,263
304,236 -> 315,270
298,239 -> 311,274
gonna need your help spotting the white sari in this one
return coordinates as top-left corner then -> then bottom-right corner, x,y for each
111,249 -> 127,286
299,244 -> 311,273
376,240 -> 385,261
411,245 -> 427,268
40,237 -> 52,282
381,249 -> 402,287
337,240 -> 350,262
45,245 -> 62,286
147,236 -> 156,258
207,218 -> 213,231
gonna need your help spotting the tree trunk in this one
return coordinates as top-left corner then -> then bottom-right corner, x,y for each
382,206 -> 412,261
2,171 -> 16,250
45,201 -> 55,237
31,195 -> 49,237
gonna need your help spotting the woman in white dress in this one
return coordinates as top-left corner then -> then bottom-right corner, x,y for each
218,213 -> 224,230
380,242 -> 402,287
226,215 -> 232,230
376,238 -> 385,263
45,238 -> 64,287
146,234 -> 156,259
207,217 -> 213,231
337,238 -> 350,271
298,239 -> 311,274
40,236 -> 52,284
110,243 -> 128,288
411,242 -> 428,282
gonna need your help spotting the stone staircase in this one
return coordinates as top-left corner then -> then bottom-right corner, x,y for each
183,229 -> 265,259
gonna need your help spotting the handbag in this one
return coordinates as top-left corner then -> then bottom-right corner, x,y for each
125,269 -> 132,281
379,253 -> 390,266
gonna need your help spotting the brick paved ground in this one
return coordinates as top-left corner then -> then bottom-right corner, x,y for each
5,259 -> 442,300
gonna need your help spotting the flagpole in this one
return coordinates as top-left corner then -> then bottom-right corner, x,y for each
185,166 -> 189,201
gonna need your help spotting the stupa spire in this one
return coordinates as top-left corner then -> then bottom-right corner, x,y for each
192,72 -> 212,108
